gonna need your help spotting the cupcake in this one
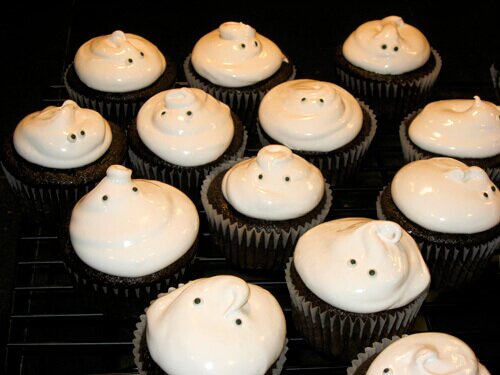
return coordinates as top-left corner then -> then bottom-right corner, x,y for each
133,275 -> 288,374
127,87 -> 247,203
400,96 -> 500,184
334,16 -> 442,124
348,332 -> 491,374
201,144 -> 332,271
183,21 -> 296,133
377,157 -> 500,290
60,165 -> 199,317
0,100 -> 127,219
257,79 -> 377,185
285,217 -> 430,362
64,30 -> 177,126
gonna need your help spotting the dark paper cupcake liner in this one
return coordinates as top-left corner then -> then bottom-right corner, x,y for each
285,258 -> 428,362
132,288 -> 288,375
347,335 -> 404,375
257,101 -> 377,186
491,63 -> 499,101
335,48 -> 442,124
183,54 -> 296,134
201,161 -> 333,270
376,186 -> 500,290
400,110 -> 500,185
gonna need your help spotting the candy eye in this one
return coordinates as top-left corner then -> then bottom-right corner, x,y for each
254,40 -> 258,47
186,110 -> 193,117
127,58 -> 133,64
348,259 -> 357,267
161,110 -> 166,116
368,269 -> 377,277
383,368 -> 393,374
491,186 -> 497,193
258,174 -> 263,180
319,98 -> 324,103
301,97 -> 306,102
80,130 -> 85,137
393,46 -> 399,52
67,133 -> 77,143
284,176 -> 290,182
193,297 -> 202,305
132,187 -> 138,192
240,43 -> 246,49
102,195 -> 108,201
483,192 -> 489,199
381,44 -> 387,50
235,318 -> 242,326
140,51 -> 144,57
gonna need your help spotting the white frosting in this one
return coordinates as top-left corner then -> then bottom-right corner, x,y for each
146,275 -> 286,375
342,16 -> 431,74
222,145 -> 325,220
191,21 -> 287,88
137,88 -> 234,167
13,100 -> 112,169
259,79 -> 363,152
408,96 -> 500,158
367,332 -> 490,375
294,218 -> 430,314
391,158 -> 500,234
69,165 -> 199,277
74,30 -> 166,92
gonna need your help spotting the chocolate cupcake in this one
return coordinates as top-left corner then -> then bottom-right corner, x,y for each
348,332 -> 490,374
60,165 -> 199,317
0,100 -> 127,220
133,275 -> 288,374
184,21 -> 296,134
334,16 -> 441,125
257,79 -> 377,185
127,87 -> 247,204
201,144 -> 332,271
377,157 -> 500,290
285,218 -> 430,362
400,96 -> 500,184
64,30 -> 177,127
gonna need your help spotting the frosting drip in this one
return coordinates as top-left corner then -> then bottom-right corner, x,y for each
409,96 -> 500,158
259,79 -> 363,151
13,100 -> 112,169
222,145 -> 325,220
342,16 -> 431,74
391,158 -> 500,234
191,21 -> 286,87
137,88 -> 234,166
69,165 -> 199,277
74,30 -> 166,92
146,275 -> 286,375
367,332 -> 490,375
294,218 -> 430,313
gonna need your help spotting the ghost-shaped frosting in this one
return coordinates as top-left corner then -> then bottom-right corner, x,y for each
408,96 -> 500,158
191,21 -> 287,87
366,332 -> 490,375
221,145 -> 325,220
13,100 -> 112,169
259,79 -> 364,151
342,16 -> 431,74
69,165 -> 199,277
294,218 -> 430,313
74,30 -> 166,92
146,275 -> 286,375
391,158 -> 500,233
137,87 -> 234,166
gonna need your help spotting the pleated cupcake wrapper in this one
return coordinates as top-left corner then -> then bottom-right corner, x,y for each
376,187 -> 500,290
1,163 -> 93,219
184,55 -> 297,134
399,111 -> 500,185
133,287 -> 288,375
257,100 -> 377,186
65,79 -> 141,128
491,64 -> 500,101
63,256 -> 194,318
284,258 -> 427,362
200,160 -> 333,270
128,130 -> 248,204
347,335 -> 404,375
336,48 -> 442,122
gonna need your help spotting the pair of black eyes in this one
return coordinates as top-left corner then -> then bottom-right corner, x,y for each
67,130 -> 86,143
483,186 -> 497,198
349,259 -> 377,277
381,44 -> 399,52
127,51 -> 145,64
160,110 -> 193,117
239,41 -> 259,49
101,187 -> 138,201
193,298 -> 243,326
258,174 -> 290,182
301,98 -> 324,103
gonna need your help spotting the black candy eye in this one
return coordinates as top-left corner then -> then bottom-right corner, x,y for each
383,368 -> 393,374
186,110 -> 193,116
67,133 -> 77,143
254,41 -> 258,47
284,176 -> 290,182
128,58 -> 133,64
80,130 -> 85,136
193,297 -> 202,305
319,98 -> 324,103
369,269 -> 376,277
483,192 -> 489,198
132,187 -> 138,192
140,51 -> 144,57
102,195 -> 108,201
240,43 -> 246,49
301,97 -> 306,102
161,111 -> 166,116
491,186 -> 496,192
258,174 -> 263,180
381,44 -> 387,50
235,318 -> 242,326
393,46 -> 399,52
349,259 -> 357,266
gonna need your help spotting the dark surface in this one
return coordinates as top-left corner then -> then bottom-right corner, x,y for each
1,2 -> 499,374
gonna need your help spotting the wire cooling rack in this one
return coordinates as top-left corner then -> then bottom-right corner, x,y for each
3,83 -> 499,375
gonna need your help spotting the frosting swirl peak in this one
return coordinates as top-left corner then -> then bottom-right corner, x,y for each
13,100 -> 112,169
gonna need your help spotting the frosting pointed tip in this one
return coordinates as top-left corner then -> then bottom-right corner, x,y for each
164,88 -> 197,109
105,164 -> 132,183
375,221 -> 402,243
110,30 -> 126,43
383,15 -> 405,27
